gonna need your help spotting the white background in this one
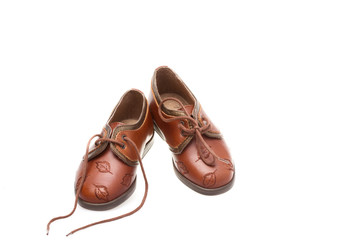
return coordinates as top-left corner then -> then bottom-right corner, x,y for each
0,0 -> 359,239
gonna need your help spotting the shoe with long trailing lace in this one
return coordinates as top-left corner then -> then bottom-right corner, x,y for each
149,66 -> 235,195
47,89 -> 154,236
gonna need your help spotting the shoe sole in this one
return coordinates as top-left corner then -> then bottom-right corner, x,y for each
78,133 -> 155,211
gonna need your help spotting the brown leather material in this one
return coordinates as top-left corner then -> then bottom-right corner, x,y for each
149,89 -> 194,154
87,124 -> 112,161
149,66 -> 234,193
110,108 -> 154,166
76,89 -> 154,204
197,106 -> 222,138
47,89 -> 155,236
173,136 -> 234,188
75,145 -> 136,204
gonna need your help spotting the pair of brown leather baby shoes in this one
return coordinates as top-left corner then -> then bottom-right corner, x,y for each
47,66 -> 235,236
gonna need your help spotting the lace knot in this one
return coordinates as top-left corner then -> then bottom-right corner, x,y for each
158,97 -> 218,166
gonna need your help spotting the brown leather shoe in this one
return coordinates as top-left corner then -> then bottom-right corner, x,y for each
149,66 -> 235,195
75,89 -> 154,210
47,89 -> 154,236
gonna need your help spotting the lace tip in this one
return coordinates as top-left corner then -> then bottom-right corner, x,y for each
66,232 -> 73,237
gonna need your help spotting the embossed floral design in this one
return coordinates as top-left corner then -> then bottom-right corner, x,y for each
219,158 -> 234,171
93,184 -> 109,201
203,170 -> 217,187
75,175 -> 87,191
95,161 -> 113,174
121,174 -> 133,187
176,161 -> 189,175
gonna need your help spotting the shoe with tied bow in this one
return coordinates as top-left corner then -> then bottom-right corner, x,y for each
149,66 -> 235,195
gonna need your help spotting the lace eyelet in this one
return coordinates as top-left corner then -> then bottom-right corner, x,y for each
180,120 -> 185,125
120,135 -> 127,149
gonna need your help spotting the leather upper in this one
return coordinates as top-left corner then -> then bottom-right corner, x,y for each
149,66 -> 234,189
76,89 -> 154,203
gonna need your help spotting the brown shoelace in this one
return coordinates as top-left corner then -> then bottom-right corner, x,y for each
158,97 -> 219,166
46,134 -> 148,236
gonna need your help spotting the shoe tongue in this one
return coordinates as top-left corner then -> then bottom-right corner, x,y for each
109,122 -> 125,130
165,104 -> 194,117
